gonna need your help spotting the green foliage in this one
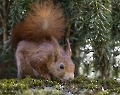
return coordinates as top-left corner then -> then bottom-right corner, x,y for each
0,76 -> 120,94
65,0 -> 120,78
112,0 -> 120,39
86,0 -> 112,78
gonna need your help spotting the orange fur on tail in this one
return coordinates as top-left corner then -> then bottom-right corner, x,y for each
11,1 -> 65,49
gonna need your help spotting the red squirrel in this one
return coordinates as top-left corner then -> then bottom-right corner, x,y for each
11,1 -> 75,81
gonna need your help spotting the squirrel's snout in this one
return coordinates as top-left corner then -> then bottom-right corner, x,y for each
69,75 -> 74,80
69,74 -> 74,80
61,73 -> 74,81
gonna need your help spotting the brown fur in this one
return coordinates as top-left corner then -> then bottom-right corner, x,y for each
12,1 -> 75,81
16,37 -> 75,80
11,0 -> 65,49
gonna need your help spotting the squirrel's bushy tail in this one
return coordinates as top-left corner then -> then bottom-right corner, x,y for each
11,0 -> 65,49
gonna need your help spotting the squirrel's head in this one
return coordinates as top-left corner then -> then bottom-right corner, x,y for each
48,38 -> 75,81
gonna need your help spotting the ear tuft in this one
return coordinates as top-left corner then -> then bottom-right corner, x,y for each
65,38 -> 72,57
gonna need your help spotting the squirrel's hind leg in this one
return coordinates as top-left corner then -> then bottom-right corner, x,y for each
15,50 -> 34,79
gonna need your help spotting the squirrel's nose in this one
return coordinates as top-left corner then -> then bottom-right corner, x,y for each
61,73 -> 74,81
69,74 -> 74,80
69,77 -> 74,80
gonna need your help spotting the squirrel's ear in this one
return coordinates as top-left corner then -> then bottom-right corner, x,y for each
65,38 -> 72,57
51,36 -> 62,62
53,49 -> 62,62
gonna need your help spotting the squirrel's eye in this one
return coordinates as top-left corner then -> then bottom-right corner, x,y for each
60,64 -> 64,69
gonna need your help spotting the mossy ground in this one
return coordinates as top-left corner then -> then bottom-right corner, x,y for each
0,76 -> 120,95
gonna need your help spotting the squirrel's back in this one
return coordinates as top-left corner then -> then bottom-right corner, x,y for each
11,1 -> 65,49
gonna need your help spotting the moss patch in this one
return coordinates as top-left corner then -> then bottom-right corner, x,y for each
0,76 -> 120,95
